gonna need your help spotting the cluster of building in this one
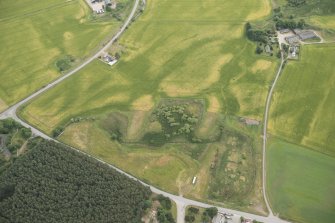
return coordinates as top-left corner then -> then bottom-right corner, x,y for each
87,0 -> 116,14
102,53 -> 118,66
279,29 -> 319,59
281,29 -> 319,45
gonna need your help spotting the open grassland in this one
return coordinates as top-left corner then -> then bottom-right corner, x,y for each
19,0 -> 277,213
0,0 -> 120,109
267,139 -> 335,223
269,44 -> 335,157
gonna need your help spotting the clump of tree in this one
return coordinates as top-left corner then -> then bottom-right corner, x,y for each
144,104 -> 199,145
153,105 -> 198,136
0,119 -> 23,134
245,22 -> 268,43
287,0 -> 306,7
202,207 -> 218,223
185,207 -> 199,223
55,55 -> 75,72
154,194 -> 175,223
0,119 -> 32,162
52,126 -> 64,137
275,19 -> 306,30
0,140 -> 151,223
109,1 -> 132,21
185,206 -> 217,223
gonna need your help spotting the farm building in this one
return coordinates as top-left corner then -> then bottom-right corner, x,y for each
285,35 -> 300,45
288,45 -> 300,59
297,30 -> 318,41
280,29 -> 290,34
293,29 -> 302,34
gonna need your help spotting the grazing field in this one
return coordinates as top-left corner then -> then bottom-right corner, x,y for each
269,44 -> 335,157
19,0 -> 278,213
267,139 -> 335,223
0,0 -> 120,110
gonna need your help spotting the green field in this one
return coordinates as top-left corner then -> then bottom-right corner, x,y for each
269,44 -> 335,157
0,0 -> 121,110
18,0 -> 279,213
267,139 -> 335,223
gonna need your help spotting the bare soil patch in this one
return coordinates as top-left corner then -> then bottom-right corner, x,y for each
132,95 -> 154,111
207,95 -> 221,113
251,59 -> 272,73
127,111 -> 148,140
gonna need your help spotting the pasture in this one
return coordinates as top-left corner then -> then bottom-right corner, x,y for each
19,0 -> 278,213
269,44 -> 335,157
0,0 -> 120,110
267,139 -> 335,223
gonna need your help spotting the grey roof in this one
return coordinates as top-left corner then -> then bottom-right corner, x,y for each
298,31 -> 317,40
293,29 -> 302,34
280,29 -> 290,34
285,35 -> 300,44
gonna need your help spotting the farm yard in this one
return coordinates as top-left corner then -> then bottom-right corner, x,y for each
0,0 -> 121,111
18,0 -> 278,213
267,139 -> 335,223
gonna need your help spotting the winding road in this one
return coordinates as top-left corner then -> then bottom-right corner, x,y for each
0,1 -> 291,222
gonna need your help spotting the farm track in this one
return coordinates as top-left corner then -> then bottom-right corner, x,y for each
262,51 -> 285,217
0,0 -> 292,222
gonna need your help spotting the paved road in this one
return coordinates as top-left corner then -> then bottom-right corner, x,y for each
262,51 -> 285,217
0,0 -> 291,222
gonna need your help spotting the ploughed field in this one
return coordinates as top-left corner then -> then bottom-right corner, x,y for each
19,0 -> 278,214
0,0 -> 120,111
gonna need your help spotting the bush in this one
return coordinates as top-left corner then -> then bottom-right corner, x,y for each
204,207 -> 218,219
20,128 -> 32,139
188,207 -> 199,214
55,55 -> 75,72
52,126 -> 64,137
185,215 -> 195,222
157,194 -> 172,210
